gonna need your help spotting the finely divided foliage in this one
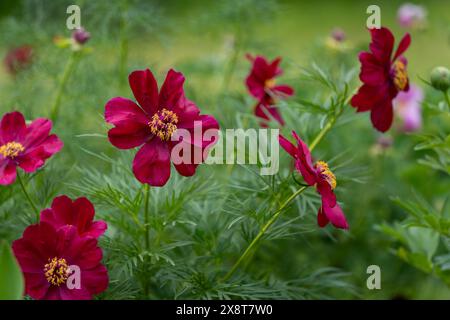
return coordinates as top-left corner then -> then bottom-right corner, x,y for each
0,0 -> 449,300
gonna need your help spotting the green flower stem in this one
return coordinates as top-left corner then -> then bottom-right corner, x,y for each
222,24 -> 242,93
50,51 -> 79,122
119,0 -> 129,85
17,173 -> 39,222
308,117 -> 336,152
222,186 -> 307,282
143,183 -> 150,297
444,91 -> 450,110
144,184 -> 150,251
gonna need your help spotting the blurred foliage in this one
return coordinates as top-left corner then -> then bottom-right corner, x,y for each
0,0 -> 449,300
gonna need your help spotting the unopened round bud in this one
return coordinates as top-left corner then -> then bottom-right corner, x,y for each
72,28 -> 90,45
430,66 -> 450,92
331,28 -> 346,43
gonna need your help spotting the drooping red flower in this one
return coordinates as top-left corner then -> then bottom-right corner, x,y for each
12,222 -> 108,300
245,54 -> 294,126
279,131 -> 348,229
40,195 -> 107,238
351,27 -> 411,132
0,111 -> 63,185
3,45 -> 33,75
105,68 -> 219,186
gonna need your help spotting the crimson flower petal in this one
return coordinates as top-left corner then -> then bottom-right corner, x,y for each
370,99 -> 394,133
393,33 -> 411,61
22,118 -> 52,149
105,97 -> 149,126
317,180 -> 337,208
321,201 -> 349,230
369,27 -> 394,63
254,100 -> 285,126
132,138 -> 171,186
278,134 -> 297,158
359,52 -> 386,85
0,111 -> 26,144
128,69 -> 159,114
317,206 -> 329,228
18,135 -> 63,173
350,84 -> 384,112
41,195 -> 107,238
172,114 -> 219,176
272,85 -> 294,97
0,160 -> 17,185
159,69 -> 185,112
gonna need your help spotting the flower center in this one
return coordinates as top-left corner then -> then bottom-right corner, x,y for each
148,108 -> 179,141
44,257 -> 70,286
314,160 -> 337,190
265,78 -> 276,89
0,141 -> 24,159
392,60 -> 408,91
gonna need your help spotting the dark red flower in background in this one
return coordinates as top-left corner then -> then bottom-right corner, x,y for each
12,222 -> 108,300
351,27 -> 411,132
3,45 -> 33,75
105,68 -> 219,186
245,54 -> 294,126
40,195 -> 107,238
279,131 -> 348,229
0,111 -> 63,185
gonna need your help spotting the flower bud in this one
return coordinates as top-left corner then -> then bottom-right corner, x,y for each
430,66 -> 450,92
331,28 -> 346,43
72,27 -> 90,45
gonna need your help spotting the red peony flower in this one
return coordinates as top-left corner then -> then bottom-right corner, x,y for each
12,222 -> 108,300
245,54 -> 294,126
3,45 -> 33,75
0,111 -> 63,185
40,195 -> 107,238
351,27 -> 411,132
105,68 -> 219,186
279,131 -> 348,229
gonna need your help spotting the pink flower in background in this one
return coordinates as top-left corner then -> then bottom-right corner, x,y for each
397,3 -> 427,29
393,84 -> 423,132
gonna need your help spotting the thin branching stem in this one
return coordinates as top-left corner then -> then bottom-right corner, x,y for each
309,116 -> 336,151
223,186 -> 307,281
119,0 -> 129,85
444,91 -> 450,110
144,183 -> 150,252
143,183 -> 150,297
17,173 -> 39,222
50,51 -> 79,122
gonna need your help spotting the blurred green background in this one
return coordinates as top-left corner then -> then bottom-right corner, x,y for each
0,0 -> 449,300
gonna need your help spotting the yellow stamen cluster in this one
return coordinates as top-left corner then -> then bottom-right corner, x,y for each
393,60 -> 408,91
0,141 -> 25,158
315,160 -> 337,190
149,108 -> 179,141
44,257 -> 70,286
264,78 -> 276,89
